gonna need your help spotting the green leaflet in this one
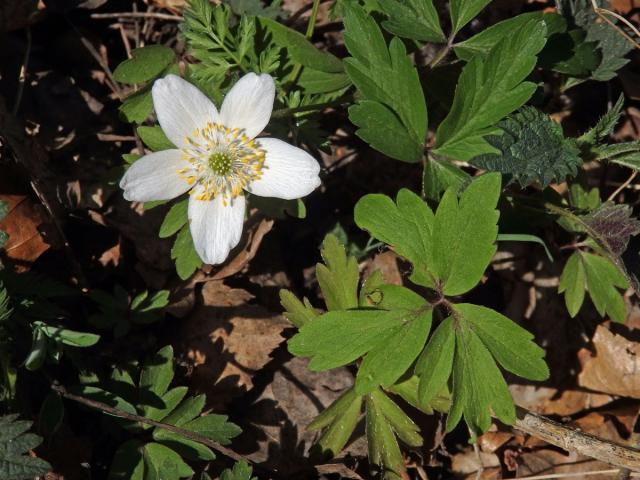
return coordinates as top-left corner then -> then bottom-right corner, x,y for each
279,290 -> 318,328
370,389 -> 422,447
137,126 -> 174,152
415,317 -> 456,406
379,0 -> 445,43
450,0 -> 492,34
159,200 -> 189,239
581,251 -> 628,323
220,461 -> 256,480
171,225 -> 203,280
343,2 -> 427,162
431,173 -> 501,295
559,251 -> 587,317
471,107 -> 582,188
113,46 -> 176,84
310,387 -> 362,457
434,19 -> 547,160
143,442 -> 193,480
366,394 -> 406,480
423,155 -> 470,201
316,234 -> 359,311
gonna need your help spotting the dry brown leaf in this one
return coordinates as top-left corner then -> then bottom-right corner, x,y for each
0,194 -> 50,269
511,385 -> 613,416
578,324 -> 640,398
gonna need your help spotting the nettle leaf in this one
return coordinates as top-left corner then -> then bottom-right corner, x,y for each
431,173 -> 501,296
113,46 -> 176,85
343,3 -> 427,162
581,203 -> 640,256
582,251 -> 628,322
450,0 -> 492,34
0,414 -> 51,480
434,19 -> 547,160
309,387 -> 362,457
316,234 -> 359,311
355,188 -> 435,288
471,107 -> 582,188
379,0 -> 445,43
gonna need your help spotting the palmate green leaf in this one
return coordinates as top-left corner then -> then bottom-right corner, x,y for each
471,107 -> 582,188
415,317 -> 455,406
310,387 -> 362,457
446,325 -> 515,435
288,310 -> 404,371
457,304 -> 549,380
108,440 -> 144,480
171,225 -> 203,280
450,0 -> 492,34
0,414 -> 51,480
434,19 -> 547,160
114,46 -> 176,84
316,234 -> 359,311
379,0 -> 445,43
365,393 -> 405,480
343,2 -> 427,163
137,126 -> 174,152
279,290 -> 318,328
258,17 -> 344,73
159,200 -> 189,239
355,188 -> 435,288
559,251 -> 587,317
582,251 -> 628,323
431,173 -> 501,295
143,442 -> 193,480
355,307 -> 432,394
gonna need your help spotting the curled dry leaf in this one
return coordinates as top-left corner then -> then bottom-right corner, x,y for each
0,194 -> 50,269
578,324 -> 640,398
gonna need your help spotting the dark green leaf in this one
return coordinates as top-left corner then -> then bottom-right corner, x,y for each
498,234 -> 554,262
162,394 -> 206,427
220,461 -> 256,480
311,388 -> 362,457
153,429 -> 215,461
579,94 -> 624,144
140,345 -> 174,409
145,387 -> 188,422
72,386 -> 138,416
0,415 -> 50,480
298,69 -> 351,94
160,200 -> 189,239
120,88 -> 154,124
37,323 -> 100,347
143,442 -> 193,479
171,225 -> 203,280
434,19 -> 547,160
182,414 -> 242,444
450,0 -> 492,34
423,156 -> 470,201
108,440 -> 144,480
471,107 -> 582,188
379,0 -> 445,42
113,46 -> 176,84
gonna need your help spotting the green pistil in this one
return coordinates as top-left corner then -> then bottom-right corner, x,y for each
208,151 -> 233,176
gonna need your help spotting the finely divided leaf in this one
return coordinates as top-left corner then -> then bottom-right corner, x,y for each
434,19 -> 547,160
471,107 -> 581,188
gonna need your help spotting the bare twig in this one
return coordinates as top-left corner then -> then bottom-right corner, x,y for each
513,406 -> 640,472
91,12 -> 182,21
516,469 -> 638,480
12,27 -> 32,116
607,170 -> 638,202
51,384 -> 248,463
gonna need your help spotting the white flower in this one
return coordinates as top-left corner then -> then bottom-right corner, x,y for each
120,73 -> 321,265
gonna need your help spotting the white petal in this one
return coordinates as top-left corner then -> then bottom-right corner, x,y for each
120,150 -> 193,202
152,74 -> 220,148
220,73 -> 275,139
246,138 -> 321,200
188,191 -> 246,265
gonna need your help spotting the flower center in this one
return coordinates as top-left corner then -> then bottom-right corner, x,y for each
208,151 -> 233,176
178,123 -> 266,204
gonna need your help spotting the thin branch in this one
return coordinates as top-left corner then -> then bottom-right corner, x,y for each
513,406 -> 640,472
607,170 -> 638,202
91,12 -> 183,21
51,384 -> 247,464
516,469 -> 637,480
12,27 -> 32,116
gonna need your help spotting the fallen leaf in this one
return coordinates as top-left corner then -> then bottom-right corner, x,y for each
0,194 -> 51,269
578,324 -> 640,398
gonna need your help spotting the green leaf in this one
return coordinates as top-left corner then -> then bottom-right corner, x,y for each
258,17 -> 344,73
137,126 -> 174,152
423,156 -> 470,201
140,345 -> 174,411
456,303 -> 549,381
370,389 -> 422,447
354,188 -> 435,288
543,29 -> 600,77
454,11 -> 546,61
114,46 -> 176,84
108,440 -> 145,480
579,94 -> 624,144
159,200 -> 189,239
120,88 -> 154,124
181,414 -> 242,444
582,251 -> 628,323
348,101 -> 424,162
364,284 -> 427,311
559,251 -> 587,317
498,234 -> 554,262
143,442 -> 193,480
471,107 -> 581,188
446,325 -> 515,435
365,394 -> 406,479
343,3 -> 427,162
279,290 -> 318,328
450,0 -> 492,34
0,414 -> 51,480
152,429 -> 215,461
145,387 -> 188,422
36,324 -> 100,347
220,461 -> 256,480
379,0 -> 445,42
72,386 -> 138,416
288,310 -> 405,371
415,317 -> 455,406
431,173 -> 501,295
171,225 -> 203,280
356,307 -> 432,394
162,394 -> 206,427
316,234 -> 360,311
312,388 -> 362,457
298,69 -> 351,94
387,375 -> 451,414
434,19 -> 547,160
